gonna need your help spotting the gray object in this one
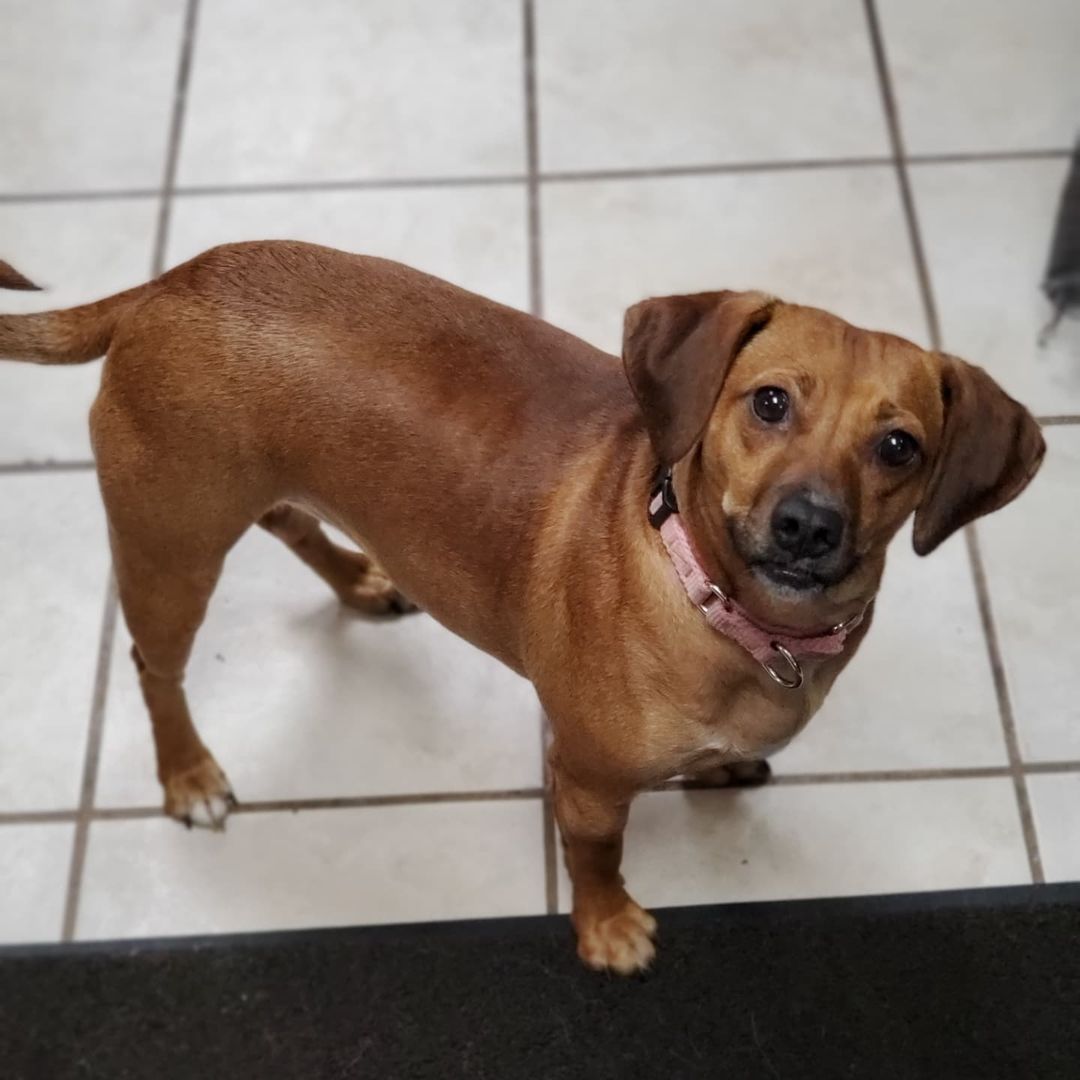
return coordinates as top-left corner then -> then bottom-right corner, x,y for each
1042,142 -> 1080,342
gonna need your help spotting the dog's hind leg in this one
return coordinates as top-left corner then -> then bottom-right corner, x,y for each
107,513 -> 247,829
259,504 -> 416,615
94,410 -> 258,829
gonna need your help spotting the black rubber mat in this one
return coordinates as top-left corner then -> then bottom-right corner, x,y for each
3,884 -> 1080,1079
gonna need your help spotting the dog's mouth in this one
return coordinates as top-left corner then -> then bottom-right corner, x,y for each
729,526 -> 858,596
751,560 -> 829,593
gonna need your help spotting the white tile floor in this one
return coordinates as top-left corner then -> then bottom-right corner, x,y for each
0,0 -> 1077,945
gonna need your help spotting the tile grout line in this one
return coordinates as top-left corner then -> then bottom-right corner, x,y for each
59,0 -> 203,943
668,766 -> 1013,791
758,766 -> 1012,786
539,712 -> 558,915
177,173 -> 530,198
16,759 -> 1080,830
964,526 -> 1045,883
865,0 -> 1043,884
522,0 -> 543,320
59,579 -> 118,940
0,187 -> 161,205
906,148 -> 1077,167
0,460 -> 97,476
862,0 -> 942,350
150,0 -> 202,278
1,810 -> 81,827
0,147 -> 1073,207
541,155 -> 892,184
522,0 -> 556,915
92,788 -> 549,821
6,789 -> 548,828
1025,761 -> 1080,776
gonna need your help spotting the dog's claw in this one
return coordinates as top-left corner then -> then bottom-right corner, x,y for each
576,900 -> 658,975
205,799 -> 225,832
387,593 -> 418,615
164,757 -> 236,831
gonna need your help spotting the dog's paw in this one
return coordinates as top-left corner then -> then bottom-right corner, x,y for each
686,758 -> 772,788
575,901 -> 658,975
341,584 -> 418,616
163,758 -> 237,832
338,569 -> 418,616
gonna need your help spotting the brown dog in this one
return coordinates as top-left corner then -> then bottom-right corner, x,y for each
0,242 -> 1044,972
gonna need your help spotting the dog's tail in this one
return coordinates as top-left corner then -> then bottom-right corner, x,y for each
0,259 -> 153,365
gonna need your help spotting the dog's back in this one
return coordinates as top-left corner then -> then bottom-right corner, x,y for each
1,240 -> 638,666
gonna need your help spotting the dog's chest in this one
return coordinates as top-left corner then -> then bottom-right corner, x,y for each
679,671 -> 826,769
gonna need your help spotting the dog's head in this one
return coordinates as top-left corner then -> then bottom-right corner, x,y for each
623,291 -> 1045,628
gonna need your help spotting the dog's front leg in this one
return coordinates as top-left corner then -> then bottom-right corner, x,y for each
552,767 -> 656,974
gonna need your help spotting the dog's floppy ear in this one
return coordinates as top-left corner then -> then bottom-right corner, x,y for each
912,355 -> 1045,556
622,290 -> 774,465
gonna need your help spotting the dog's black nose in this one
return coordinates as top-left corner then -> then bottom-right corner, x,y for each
771,493 -> 845,559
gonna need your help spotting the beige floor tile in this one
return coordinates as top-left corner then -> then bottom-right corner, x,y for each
912,158 -> 1080,417
179,0 -> 525,186
77,801 -> 545,939
0,198 -> 158,462
977,427 -> 1080,762
167,183 -> 529,311
541,167 -> 928,356
537,0 -> 887,171
0,0 -> 184,192
777,529 -> 1006,773
880,0 -> 1080,154
0,474 -> 110,812
1027,773 -> 1080,882
0,824 -> 74,944
559,779 -> 1029,911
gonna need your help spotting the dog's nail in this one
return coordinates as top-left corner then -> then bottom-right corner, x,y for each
203,799 -> 224,830
182,815 -> 193,830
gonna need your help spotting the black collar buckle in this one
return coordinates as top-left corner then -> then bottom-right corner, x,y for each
648,466 -> 679,529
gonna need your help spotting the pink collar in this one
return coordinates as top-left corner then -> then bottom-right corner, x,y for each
648,470 -> 865,689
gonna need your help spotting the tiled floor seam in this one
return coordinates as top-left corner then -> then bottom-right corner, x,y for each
1037,416 -> 1080,427
59,0 -> 204,942
862,0 -> 942,349
965,526 -> 1045,883
0,148 -> 1075,206
59,579 -> 118,940
0,460 -> 98,475
864,0 -> 1044,884
20,763 -> 1080,830
522,0 -> 543,319
539,713 -> 558,914
523,0 -> 555,914
151,0 -> 202,279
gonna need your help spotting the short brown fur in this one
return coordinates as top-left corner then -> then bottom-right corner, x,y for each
0,241 -> 1044,973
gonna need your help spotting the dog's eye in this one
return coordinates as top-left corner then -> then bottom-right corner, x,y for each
752,386 -> 789,424
878,430 -> 920,467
